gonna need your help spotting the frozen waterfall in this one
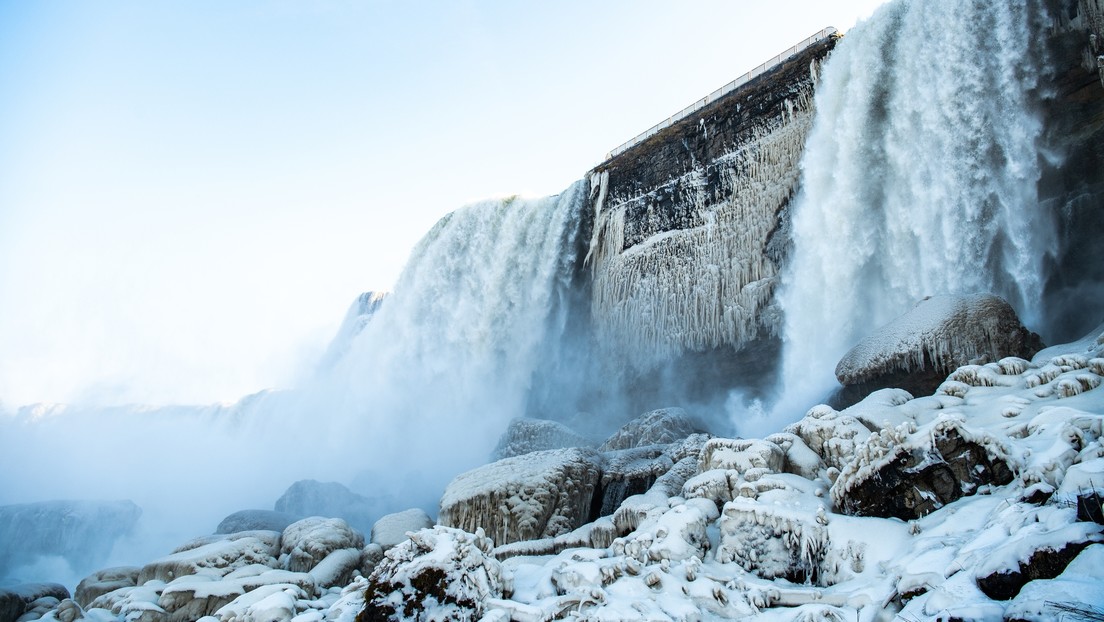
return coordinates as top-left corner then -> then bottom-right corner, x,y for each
779,0 -> 1056,406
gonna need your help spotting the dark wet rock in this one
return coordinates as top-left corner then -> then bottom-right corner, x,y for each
977,542 -> 1092,601
832,426 -> 1013,520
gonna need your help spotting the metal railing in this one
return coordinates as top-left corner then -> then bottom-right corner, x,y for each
599,27 -> 838,163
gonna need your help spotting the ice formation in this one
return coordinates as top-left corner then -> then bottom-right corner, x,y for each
835,294 -> 1043,386
782,0 -> 1056,400
587,91 -> 816,371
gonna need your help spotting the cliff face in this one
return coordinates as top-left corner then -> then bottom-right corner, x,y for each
1041,0 -> 1104,341
583,36 -> 838,396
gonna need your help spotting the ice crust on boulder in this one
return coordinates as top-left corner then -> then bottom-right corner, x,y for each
598,407 -> 700,451
835,293 -> 1043,386
359,526 -> 504,622
439,448 -> 601,547
491,418 -> 594,461
370,509 -> 434,550
279,518 -> 364,573
215,510 -> 297,535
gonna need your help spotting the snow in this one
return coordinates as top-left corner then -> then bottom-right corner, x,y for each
370,509 -> 434,550
834,294 -> 1040,386
278,518 -> 364,574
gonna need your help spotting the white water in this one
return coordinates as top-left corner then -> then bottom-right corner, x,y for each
779,0 -> 1055,408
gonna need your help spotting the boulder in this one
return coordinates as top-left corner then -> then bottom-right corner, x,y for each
138,533 -> 280,584
831,420 -> 1014,520
274,480 -> 376,534
0,584 -> 69,622
598,407 -> 701,451
371,509 -> 434,550
491,418 -> 593,460
75,566 -> 140,608
438,448 -> 602,546
0,500 -> 141,579
215,509 -> 297,535
834,294 -> 1043,404
279,517 -> 364,573
358,527 -> 503,622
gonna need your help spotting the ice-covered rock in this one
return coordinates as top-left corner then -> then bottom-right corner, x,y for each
0,584 -> 69,622
75,567 -> 140,608
786,404 -> 873,472
273,480 -> 375,535
595,446 -> 674,517
1004,544 -> 1104,621
490,418 -> 593,460
370,509 -> 433,550
598,407 -> 700,451
358,527 -> 503,622
831,419 -> 1014,520
834,294 -> 1044,400
279,518 -> 364,574
138,533 -> 281,584
0,500 -> 141,580
215,510 -> 297,535
438,448 -> 601,546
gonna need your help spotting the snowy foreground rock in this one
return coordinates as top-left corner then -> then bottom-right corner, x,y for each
16,329 -> 1104,622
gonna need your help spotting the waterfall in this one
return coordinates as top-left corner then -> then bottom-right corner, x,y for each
779,0 -> 1056,405
309,180 -> 589,484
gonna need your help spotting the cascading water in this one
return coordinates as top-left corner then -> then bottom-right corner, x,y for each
298,180 -> 589,495
779,0 -> 1056,406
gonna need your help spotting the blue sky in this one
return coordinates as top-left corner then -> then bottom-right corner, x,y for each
0,1 -> 886,408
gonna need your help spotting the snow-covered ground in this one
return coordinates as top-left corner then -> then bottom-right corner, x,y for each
10,325 -> 1103,622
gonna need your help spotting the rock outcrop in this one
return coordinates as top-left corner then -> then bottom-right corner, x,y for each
598,407 -> 700,451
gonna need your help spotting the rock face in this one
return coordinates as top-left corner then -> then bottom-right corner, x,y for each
438,448 -> 602,546
491,418 -> 593,460
274,479 -> 376,535
0,500 -> 141,580
585,34 -> 838,402
834,294 -> 1044,403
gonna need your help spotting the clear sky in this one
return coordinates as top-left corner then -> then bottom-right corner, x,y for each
0,1 -> 887,408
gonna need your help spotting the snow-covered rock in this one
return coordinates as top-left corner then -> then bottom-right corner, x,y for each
835,294 -> 1043,395
438,448 -> 601,546
358,527 -> 503,622
785,404 -> 873,472
598,407 -> 700,451
0,584 -> 69,622
0,500 -> 141,581
370,509 -> 433,550
215,510 -> 297,535
831,418 -> 1014,520
491,418 -> 593,461
138,533 -> 281,584
273,480 -> 375,535
278,518 -> 364,574
75,567 -> 140,608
